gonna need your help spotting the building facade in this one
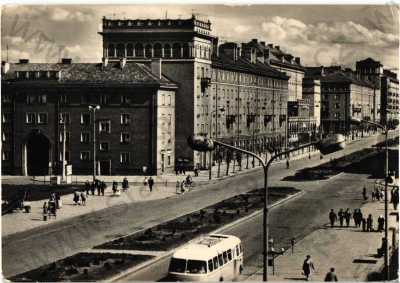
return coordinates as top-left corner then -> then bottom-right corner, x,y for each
381,69 -> 399,126
302,77 -> 321,129
100,16 -> 292,168
1,59 -> 177,176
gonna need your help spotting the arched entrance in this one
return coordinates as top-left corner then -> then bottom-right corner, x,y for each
26,131 -> 50,176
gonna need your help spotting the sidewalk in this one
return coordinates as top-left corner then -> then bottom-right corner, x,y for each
245,196 -> 399,281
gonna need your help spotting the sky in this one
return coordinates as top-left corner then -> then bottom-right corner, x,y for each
1,4 -> 399,70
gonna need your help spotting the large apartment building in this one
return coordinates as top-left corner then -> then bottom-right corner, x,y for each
1,59 -> 177,176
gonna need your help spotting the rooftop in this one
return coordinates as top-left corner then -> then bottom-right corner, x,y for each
321,71 -> 375,88
2,61 -> 177,88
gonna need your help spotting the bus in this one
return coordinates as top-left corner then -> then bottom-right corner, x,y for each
168,234 -> 243,281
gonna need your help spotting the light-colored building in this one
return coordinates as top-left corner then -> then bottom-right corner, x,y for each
302,77 -> 321,128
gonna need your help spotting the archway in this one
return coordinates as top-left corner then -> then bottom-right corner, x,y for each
26,131 -> 50,176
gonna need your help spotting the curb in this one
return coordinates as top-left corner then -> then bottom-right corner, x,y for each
107,189 -> 306,282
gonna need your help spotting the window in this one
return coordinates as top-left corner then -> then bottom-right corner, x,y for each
81,132 -> 90,143
59,131 -> 71,144
120,152 -> 131,164
218,254 -> 224,266
2,113 -> 11,124
81,94 -> 90,105
334,94 -> 340,100
100,95 -> 109,105
169,258 -> 186,273
99,120 -> 111,133
120,132 -> 131,144
80,151 -> 90,161
186,260 -> 207,274
2,95 -> 12,104
59,113 -> 70,124
213,256 -> 219,269
227,249 -> 232,261
38,94 -> 47,104
167,94 -> 172,105
208,260 -> 214,272
99,142 -> 109,152
26,113 -> 36,124
81,113 -> 90,125
37,113 -> 48,124
335,103 -> 340,109
59,94 -> 68,104
121,114 -> 130,125
2,132 -> 6,142
121,95 -> 131,105
2,150 -> 10,161
26,94 -> 35,104
222,251 -> 228,264
168,155 -> 171,166
59,151 -> 70,162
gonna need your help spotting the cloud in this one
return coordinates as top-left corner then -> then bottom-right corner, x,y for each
50,7 -> 93,22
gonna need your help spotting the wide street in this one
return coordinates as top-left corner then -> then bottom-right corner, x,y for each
2,132 -> 397,278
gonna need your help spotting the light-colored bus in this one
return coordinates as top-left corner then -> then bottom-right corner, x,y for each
168,234 -> 243,281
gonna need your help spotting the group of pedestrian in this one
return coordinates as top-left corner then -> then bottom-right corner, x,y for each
42,192 -> 61,220
73,191 -> 87,205
302,255 -> 338,281
175,165 -> 186,175
329,208 -> 382,232
143,176 -> 155,192
371,186 -> 384,202
84,179 -> 107,196
176,174 -> 193,195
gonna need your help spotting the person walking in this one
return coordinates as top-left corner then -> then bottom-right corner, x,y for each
377,215 -> 384,232
286,159 -> 290,169
344,208 -> 351,227
324,267 -> 338,281
42,202 -> 48,221
90,181 -> 96,196
393,189 -> 399,210
112,181 -> 118,195
371,190 -> 376,201
329,209 -> 337,228
122,177 -> 129,192
73,191 -> 80,205
362,185 -> 368,201
85,180 -> 90,196
302,255 -> 315,281
80,192 -> 86,206
362,217 -> 367,232
148,176 -> 154,192
367,214 -> 373,232
338,209 -> 345,227
176,181 -> 180,194
97,182 -> 101,196
100,181 -> 106,196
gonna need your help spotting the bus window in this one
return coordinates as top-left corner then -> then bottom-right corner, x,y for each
213,256 -> 219,269
169,258 -> 187,273
227,249 -> 232,261
208,259 -> 214,272
222,251 -> 228,263
187,260 -> 207,274
218,254 -> 224,266
236,245 -> 239,256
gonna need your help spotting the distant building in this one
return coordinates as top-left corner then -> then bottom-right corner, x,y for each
302,77 -> 321,129
99,16 -> 291,169
380,69 -> 399,126
1,59 -> 177,176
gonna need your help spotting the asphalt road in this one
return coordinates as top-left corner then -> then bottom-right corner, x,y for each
2,133 -> 396,278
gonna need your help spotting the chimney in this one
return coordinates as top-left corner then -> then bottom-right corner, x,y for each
120,57 -> 127,69
260,41 -> 266,46
102,57 -> 109,67
267,43 -> 273,48
219,42 -> 239,62
151,58 -> 162,79
295,57 -> 300,65
19,59 -> 29,64
61,58 -> 72,64
275,45 -> 280,50
251,38 -> 258,43
1,61 -> 10,74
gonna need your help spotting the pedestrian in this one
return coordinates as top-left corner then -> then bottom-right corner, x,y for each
338,209 -> 345,227
122,177 -> 129,192
186,174 -> 192,187
85,180 -> 90,196
182,167 -> 186,175
286,159 -> 290,169
345,208 -> 351,227
143,176 -> 148,186
329,209 -> 337,228
100,181 -> 106,196
73,191 -> 80,205
43,201 -> 48,219
148,176 -> 154,192
90,181 -> 96,195
362,217 -> 367,231
180,180 -> 186,194
380,188 -> 384,200
393,189 -> 399,210
353,209 -> 358,227
377,215 -> 384,232
375,188 -> 381,201
302,255 -> 315,281
357,209 -> 363,227
175,166 -> 179,175
80,192 -> 86,206
194,168 -> 199,177
50,203 -> 57,219
97,181 -> 101,196
371,190 -> 376,201
324,267 -> 338,281
112,181 -> 118,195
176,180 -> 181,194
362,185 -> 368,201
367,214 -> 373,232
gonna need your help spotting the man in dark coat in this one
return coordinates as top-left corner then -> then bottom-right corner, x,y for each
148,177 -> 154,192
324,268 -> 338,281
338,209 -> 345,227
344,208 -> 351,227
329,209 -> 338,228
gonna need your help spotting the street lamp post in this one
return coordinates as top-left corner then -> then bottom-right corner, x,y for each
188,135 -> 320,281
89,105 -> 100,182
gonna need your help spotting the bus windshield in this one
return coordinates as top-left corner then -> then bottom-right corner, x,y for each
169,258 -> 187,273
186,260 -> 207,274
